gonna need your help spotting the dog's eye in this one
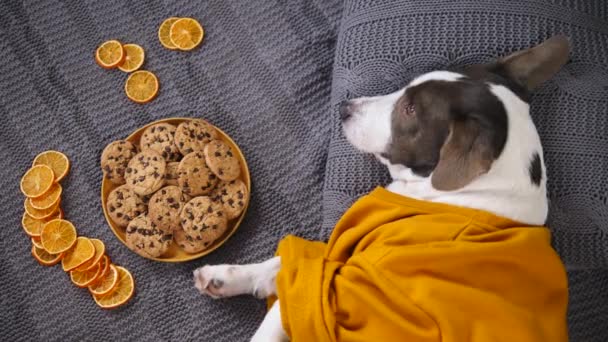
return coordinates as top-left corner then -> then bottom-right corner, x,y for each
404,103 -> 416,116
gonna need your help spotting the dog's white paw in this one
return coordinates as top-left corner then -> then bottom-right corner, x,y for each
193,258 -> 280,299
193,265 -> 243,298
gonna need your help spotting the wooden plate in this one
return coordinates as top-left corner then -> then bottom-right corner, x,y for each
100,117 -> 251,262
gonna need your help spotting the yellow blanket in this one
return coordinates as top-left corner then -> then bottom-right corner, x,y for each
272,187 -> 568,341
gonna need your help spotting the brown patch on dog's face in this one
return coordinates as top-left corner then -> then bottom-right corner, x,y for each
341,35 -> 570,191
381,36 -> 570,191
384,79 -> 508,190
385,83 -> 451,176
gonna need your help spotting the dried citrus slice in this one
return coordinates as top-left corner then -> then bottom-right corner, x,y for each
20,165 -> 54,198
29,183 -> 62,210
95,40 -> 125,69
31,236 -> 45,249
24,198 -> 60,220
169,17 -> 204,51
75,239 -> 105,271
93,255 -> 111,282
125,70 -> 159,103
31,245 -> 63,266
158,17 -> 180,50
22,210 -> 62,237
33,150 -> 70,182
61,237 -> 95,271
70,261 -> 102,288
92,266 -> 135,309
40,219 -> 77,254
89,264 -> 118,296
118,44 -> 145,72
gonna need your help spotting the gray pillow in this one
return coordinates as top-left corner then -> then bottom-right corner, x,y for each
325,1 -> 608,340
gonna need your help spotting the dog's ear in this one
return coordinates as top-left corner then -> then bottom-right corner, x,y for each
431,116 -> 495,191
495,35 -> 570,91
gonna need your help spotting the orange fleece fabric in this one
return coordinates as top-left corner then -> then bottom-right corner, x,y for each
272,187 -> 568,342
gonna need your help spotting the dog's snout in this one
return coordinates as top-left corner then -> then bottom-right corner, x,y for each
339,101 -> 354,121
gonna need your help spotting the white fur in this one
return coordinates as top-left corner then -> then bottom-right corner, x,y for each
193,257 -> 280,299
341,89 -> 403,154
345,72 -> 548,225
250,301 -> 288,342
342,71 -> 463,155
193,257 -> 285,341
408,70 -> 463,86
194,69 -> 549,341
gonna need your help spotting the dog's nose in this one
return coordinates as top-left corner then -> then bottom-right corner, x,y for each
339,101 -> 354,121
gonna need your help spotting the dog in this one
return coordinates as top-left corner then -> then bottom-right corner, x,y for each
193,35 -> 571,342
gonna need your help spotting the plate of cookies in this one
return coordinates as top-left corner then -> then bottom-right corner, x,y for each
100,117 -> 250,262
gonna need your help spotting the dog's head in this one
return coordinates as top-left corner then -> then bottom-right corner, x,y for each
342,36 -> 570,194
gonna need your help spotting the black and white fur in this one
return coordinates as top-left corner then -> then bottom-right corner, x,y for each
193,36 -> 570,342
345,70 -> 548,225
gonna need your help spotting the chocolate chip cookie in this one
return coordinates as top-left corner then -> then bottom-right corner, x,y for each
174,119 -> 218,155
210,179 -> 248,220
140,123 -> 181,162
164,162 -> 180,186
101,140 -> 138,185
148,185 -> 188,231
125,214 -> 173,258
173,225 -> 208,254
204,139 -> 241,181
179,196 -> 227,245
177,152 -> 218,196
106,185 -> 147,227
125,150 -> 166,196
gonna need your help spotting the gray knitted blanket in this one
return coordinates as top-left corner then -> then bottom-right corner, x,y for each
1,0 -> 606,341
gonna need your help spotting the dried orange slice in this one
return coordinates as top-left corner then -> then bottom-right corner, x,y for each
40,219 -> 77,254
95,40 -> 125,69
169,18 -> 204,51
93,255 -> 111,281
20,165 -> 54,198
118,44 -> 145,72
31,245 -> 63,266
70,261 -> 102,288
92,266 -> 135,309
89,264 -> 118,296
33,150 -> 70,182
29,183 -> 62,210
24,197 -> 60,220
125,70 -> 159,103
31,236 -> 45,249
158,17 -> 180,50
22,210 -> 62,237
61,237 -> 95,271
75,239 -> 105,271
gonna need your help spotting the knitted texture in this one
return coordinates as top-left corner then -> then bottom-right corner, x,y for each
0,0 -> 341,341
1,0 -> 607,341
327,1 -> 608,340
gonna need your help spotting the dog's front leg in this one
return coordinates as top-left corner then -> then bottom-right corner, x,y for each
193,256 -> 281,298
250,300 -> 288,342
